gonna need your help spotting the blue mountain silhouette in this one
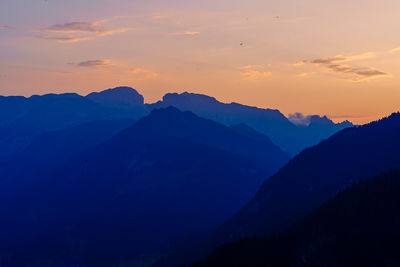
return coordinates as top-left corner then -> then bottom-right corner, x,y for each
0,107 -> 288,266
215,112 -> 400,243
195,171 -> 400,267
0,87 -> 352,158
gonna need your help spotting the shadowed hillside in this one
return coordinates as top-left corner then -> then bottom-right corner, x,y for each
0,107 -> 288,267
214,112 -> 400,245
0,119 -> 135,197
194,171 -> 400,267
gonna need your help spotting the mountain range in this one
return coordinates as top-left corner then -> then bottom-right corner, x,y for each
0,86 -> 397,267
0,87 -> 352,158
0,107 -> 288,266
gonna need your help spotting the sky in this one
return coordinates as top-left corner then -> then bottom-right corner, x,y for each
1,0 -> 400,124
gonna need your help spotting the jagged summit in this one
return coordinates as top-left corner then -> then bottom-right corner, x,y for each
163,92 -> 219,105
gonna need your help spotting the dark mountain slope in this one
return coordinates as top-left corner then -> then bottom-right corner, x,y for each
0,119 -> 135,195
151,92 -> 296,151
215,112 -> 400,243
151,92 -> 352,154
134,107 -> 289,170
0,108 -> 287,266
195,171 -> 400,267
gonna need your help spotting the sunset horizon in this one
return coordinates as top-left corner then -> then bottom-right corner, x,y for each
1,1 -> 400,266
1,0 -> 400,124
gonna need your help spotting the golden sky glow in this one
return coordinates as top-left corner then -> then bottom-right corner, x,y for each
1,0 -> 400,123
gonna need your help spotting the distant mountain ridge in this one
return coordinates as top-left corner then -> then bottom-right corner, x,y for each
0,87 -> 353,158
0,90 -> 145,158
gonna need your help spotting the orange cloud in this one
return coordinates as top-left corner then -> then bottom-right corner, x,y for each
170,31 -> 201,36
129,68 -> 158,80
0,25 -> 12,30
183,31 -> 200,35
390,47 -> 400,53
296,72 -> 315,77
292,61 -> 306,66
240,65 -> 271,80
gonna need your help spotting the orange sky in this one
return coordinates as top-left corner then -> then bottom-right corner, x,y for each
1,0 -> 400,124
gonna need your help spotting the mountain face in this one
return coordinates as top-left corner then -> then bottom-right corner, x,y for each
151,92 -> 352,155
0,119 -> 135,197
134,107 -> 289,170
214,112 -> 400,244
194,171 -> 400,267
0,89 -> 146,158
86,86 -> 145,109
0,108 -> 288,266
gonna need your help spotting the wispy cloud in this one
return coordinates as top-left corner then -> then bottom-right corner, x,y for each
390,46 -> 400,53
240,65 -> 271,80
296,72 -> 315,77
298,52 -> 375,65
327,64 -> 388,81
45,21 -> 106,34
292,61 -> 306,66
0,25 -> 12,30
37,19 -> 131,43
289,113 -> 335,126
76,59 -> 111,68
38,35 -> 93,43
183,31 -> 200,35
295,52 -> 388,81
170,31 -> 200,36
129,68 -> 158,80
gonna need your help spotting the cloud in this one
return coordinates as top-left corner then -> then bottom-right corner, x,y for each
297,52 -> 376,66
183,31 -> 200,35
37,19 -> 131,43
240,65 -> 271,80
390,47 -> 400,53
289,113 -> 334,126
295,52 -> 388,81
37,35 -> 93,43
288,113 -> 312,126
327,64 -> 388,81
76,59 -> 111,68
292,61 -> 306,66
170,31 -> 200,36
45,21 -> 106,34
296,72 -> 315,77
0,25 -> 12,30
129,68 -> 158,80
